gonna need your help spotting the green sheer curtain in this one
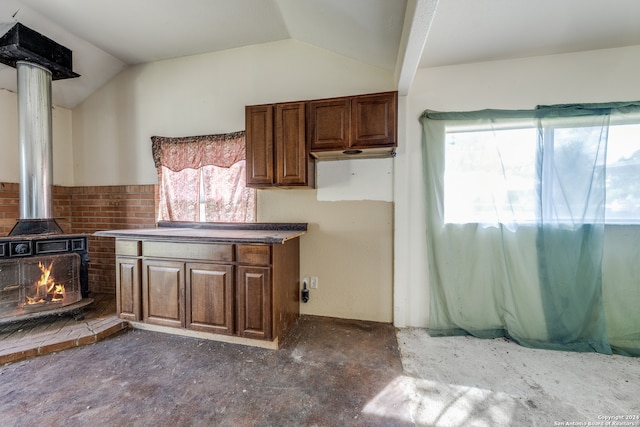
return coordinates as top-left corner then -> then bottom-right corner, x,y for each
420,102 -> 640,356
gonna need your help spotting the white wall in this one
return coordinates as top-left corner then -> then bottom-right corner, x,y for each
72,39 -> 396,322
394,45 -> 640,327
0,90 -> 19,183
0,89 -> 74,186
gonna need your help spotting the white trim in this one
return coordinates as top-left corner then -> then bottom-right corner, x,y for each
395,0 -> 438,95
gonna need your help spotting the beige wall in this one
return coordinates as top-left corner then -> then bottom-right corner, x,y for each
0,89 -> 74,186
71,39 -> 395,322
259,190 -> 393,321
394,45 -> 640,327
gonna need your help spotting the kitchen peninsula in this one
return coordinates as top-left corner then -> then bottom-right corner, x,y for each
95,222 -> 306,349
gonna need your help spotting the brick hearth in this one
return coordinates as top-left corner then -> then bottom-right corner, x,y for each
0,293 -> 126,365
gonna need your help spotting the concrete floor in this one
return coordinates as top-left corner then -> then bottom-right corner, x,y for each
395,329 -> 640,426
0,300 -> 639,426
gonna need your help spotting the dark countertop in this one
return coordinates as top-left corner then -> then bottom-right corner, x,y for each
94,222 -> 307,245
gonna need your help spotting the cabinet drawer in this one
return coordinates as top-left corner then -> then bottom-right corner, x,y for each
237,245 -> 271,266
116,240 -> 141,257
143,241 -> 233,262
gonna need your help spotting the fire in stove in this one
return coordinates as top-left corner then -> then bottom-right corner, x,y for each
25,261 -> 66,305
0,253 -> 82,319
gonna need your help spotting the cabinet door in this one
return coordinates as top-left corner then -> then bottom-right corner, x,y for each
308,98 -> 350,151
350,92 -> 397,148
185,263 -> 234,335
276,102 -> 313,187
237,266 -> 272,340
115,257 -> 141,321
246,104 -> 274,186
142,259 -> 185,328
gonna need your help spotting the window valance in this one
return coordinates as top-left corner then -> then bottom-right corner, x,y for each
151,130 -> 246,171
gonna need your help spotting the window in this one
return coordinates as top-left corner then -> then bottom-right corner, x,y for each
445,127 -> 537,224
605,124 -> 640,222
152,132 -> 256,223
443,120 -> 640,225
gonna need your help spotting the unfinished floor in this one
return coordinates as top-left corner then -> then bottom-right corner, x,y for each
0,296 -> 638,427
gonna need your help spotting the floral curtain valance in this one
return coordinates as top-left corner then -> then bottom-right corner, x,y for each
151,130 -> 246,171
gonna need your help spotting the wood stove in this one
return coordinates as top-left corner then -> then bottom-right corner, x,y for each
0,23 -> 89,322
0,234 -> 89,318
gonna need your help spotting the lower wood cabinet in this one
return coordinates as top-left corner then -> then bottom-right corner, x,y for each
142,259 -> 185,329
115,257 -> 141,322
237,265 -> 271,340
186,263 -> 234,335
140,259 -> 236,334
114,238 -> 300,346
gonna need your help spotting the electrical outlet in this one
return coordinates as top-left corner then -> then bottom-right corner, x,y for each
310,276 -> 318,289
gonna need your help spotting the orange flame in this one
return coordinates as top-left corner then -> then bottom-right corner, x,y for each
25,262 -> 65,305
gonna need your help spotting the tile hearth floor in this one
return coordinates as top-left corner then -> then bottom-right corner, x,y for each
0,293 -> 126,365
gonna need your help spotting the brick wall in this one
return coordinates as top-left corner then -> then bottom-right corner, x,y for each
54,186 -> 73,233
0,182 -> 157,294
0,183 -> 19,235
0,183 -> 73,234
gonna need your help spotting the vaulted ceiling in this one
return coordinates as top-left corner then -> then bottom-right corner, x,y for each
1,0 -> 639,109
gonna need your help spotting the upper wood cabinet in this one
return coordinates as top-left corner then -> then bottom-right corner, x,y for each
275,103 -> 311,186
308,91 -> 397,159
245,104 -> 274,186
246,91 -> 397,187
246,102 -> 315,188
350,92 -> 397,149
306,98 -> 350,151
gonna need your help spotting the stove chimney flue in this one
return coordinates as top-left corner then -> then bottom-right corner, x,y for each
0,23 -> 80,236
17,61 -> 55,222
